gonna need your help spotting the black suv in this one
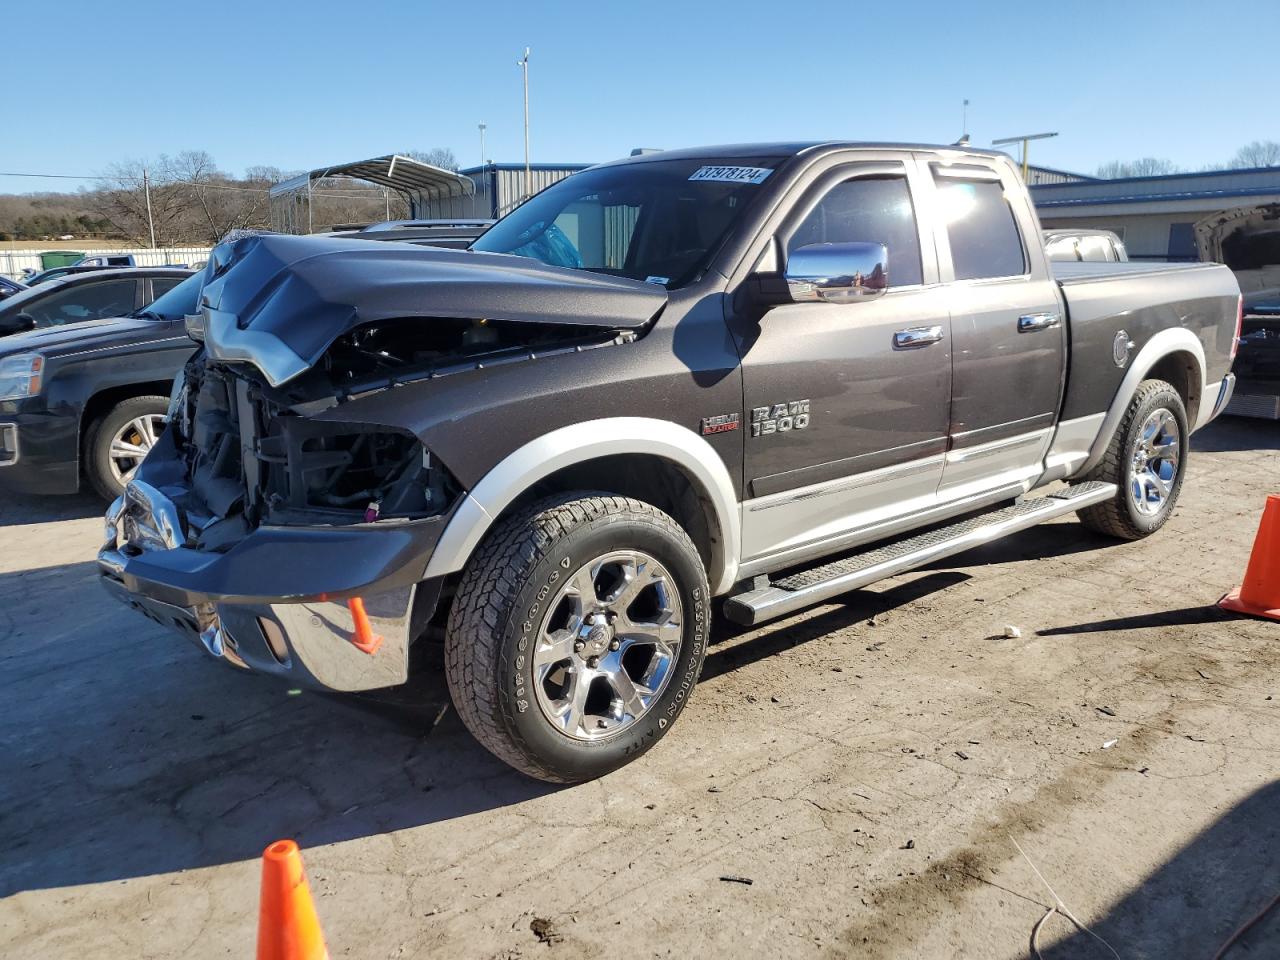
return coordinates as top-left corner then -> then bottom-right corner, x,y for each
0,267 -> 193,337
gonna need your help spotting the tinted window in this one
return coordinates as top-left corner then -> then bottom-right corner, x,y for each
23,278 -> 137,328
788,176 -> 923,287
150,277 -> 184,299
140,272 -> 201,320
935,176 -> 1026,280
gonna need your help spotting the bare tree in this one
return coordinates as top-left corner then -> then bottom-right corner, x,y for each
170,150 -> 269,244
405,148 -> 460,171
1095,157 -> 1181,178
1229,140 -> 1280,168
91,156 -> 194,246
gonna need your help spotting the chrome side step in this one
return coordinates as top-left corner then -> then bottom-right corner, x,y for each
722,481 -> 1116,627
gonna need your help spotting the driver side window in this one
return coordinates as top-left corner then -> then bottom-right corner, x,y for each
788,176 -> 923,287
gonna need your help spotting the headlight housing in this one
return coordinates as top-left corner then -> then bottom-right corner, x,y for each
0,353 -> 43,402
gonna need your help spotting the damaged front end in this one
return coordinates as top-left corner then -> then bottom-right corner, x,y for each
98,354 -> 461,691
98,233 -> 658,692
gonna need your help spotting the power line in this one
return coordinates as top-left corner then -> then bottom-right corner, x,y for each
0,170 -> 400,200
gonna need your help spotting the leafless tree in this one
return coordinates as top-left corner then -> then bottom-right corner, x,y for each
405,147 -> 459,171
1095,157 -> 1181,178
1229,140 -> 1280,168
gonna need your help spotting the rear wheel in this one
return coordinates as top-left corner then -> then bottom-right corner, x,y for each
1077,378 -> 1188,540
85,395 -> 168,500
444,493 -> 710,783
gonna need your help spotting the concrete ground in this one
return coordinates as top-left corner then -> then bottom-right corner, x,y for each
1,417 -> 1278,959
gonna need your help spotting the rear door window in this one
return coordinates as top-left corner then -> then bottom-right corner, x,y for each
934,173 -> 1027,280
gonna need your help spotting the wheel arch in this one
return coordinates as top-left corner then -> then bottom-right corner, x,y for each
80,380 -> 173,456
423,418 -> 741,595
1077,329 -> 1206,475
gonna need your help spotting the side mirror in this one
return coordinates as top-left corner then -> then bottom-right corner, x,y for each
785,242 -> 889,303
0,313 -> 36,336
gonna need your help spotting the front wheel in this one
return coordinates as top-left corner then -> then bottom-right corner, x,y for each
1077,378 -> 1189,540
84,395 -> 169,500
445,493 -> 710,783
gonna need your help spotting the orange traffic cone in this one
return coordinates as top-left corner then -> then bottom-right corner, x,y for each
347,597 -> 383,655
257,839 -> 330,960
1220,494 -> 1280,621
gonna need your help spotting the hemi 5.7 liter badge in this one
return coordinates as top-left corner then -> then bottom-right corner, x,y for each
751,399 -> 810,437
700,413 -> 740,436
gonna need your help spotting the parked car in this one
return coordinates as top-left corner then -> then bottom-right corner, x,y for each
0,267 -> 192,337
0,276 -> 27,302
1044,228 -> 1129,263
0,270 -> 202,498
21,263 -> 131,287
99,142 -> 1240,783
76,253 -> 138,268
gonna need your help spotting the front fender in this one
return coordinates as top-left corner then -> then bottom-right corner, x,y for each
421,417 -> 742,595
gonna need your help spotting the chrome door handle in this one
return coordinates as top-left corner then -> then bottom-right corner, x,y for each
1018,313 -> 1061,332
893,325 -> 944,349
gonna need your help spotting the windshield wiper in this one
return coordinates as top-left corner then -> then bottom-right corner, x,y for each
132,309 -> 164,321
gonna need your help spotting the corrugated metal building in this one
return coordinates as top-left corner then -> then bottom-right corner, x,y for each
1031,166 -> 1280,260
1025,164 -> 1095,186
418,163 -> 593,219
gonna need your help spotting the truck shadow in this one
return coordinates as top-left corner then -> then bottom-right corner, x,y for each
1036,779 -> 1280,958
0,489 -> 105,528
1193,414 -> 1280,452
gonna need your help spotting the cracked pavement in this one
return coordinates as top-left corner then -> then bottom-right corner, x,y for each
1,417 -> 1278,958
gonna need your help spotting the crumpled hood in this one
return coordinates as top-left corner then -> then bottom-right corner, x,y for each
198,234 -> 668,386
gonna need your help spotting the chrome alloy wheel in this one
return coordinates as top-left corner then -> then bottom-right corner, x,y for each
1128,407 -> 1181,516
532,550 -> 683,741
108,414 -> 165,486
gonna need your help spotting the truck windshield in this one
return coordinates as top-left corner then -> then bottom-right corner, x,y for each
470,157 -> 781,288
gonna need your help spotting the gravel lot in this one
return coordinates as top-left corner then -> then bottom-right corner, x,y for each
1,417 -> 1278,959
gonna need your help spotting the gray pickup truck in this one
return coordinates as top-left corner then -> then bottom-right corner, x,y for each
99,142 -> 1241,783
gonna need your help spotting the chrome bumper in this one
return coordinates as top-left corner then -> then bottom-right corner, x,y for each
99,481 -> 434,692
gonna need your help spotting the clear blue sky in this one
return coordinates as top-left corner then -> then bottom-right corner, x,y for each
4,0 -> 1276,194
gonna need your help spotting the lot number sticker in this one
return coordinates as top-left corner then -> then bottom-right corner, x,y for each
688,166 -> 773,184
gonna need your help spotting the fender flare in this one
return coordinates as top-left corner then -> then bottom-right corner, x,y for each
1077,327 -> 1206,475
422,417 -> 742,595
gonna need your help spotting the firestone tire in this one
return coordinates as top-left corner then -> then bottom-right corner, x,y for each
1077,379 -> 1189,541
444,493 -> 710,783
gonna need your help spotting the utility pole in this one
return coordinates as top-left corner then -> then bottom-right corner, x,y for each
517,47 -> 530,201
142,165 -> 157,249
478,122 -> 487,166
992,131 -> 1058,183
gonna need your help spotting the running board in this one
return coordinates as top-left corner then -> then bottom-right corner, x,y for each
722,481 -> 1116,627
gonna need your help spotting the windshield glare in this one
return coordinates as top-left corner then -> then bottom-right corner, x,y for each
139,272 -> 201,320
470,157 -> 780,288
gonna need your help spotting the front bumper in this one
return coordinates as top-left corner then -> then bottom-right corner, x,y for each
98,480 -> 451,691
0,408 -> 81,495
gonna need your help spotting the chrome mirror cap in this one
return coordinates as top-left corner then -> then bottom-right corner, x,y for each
785,242 -> 889,303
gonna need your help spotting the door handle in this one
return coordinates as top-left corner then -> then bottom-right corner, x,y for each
893,325 -> 944,349
1018,313 -> 1061,332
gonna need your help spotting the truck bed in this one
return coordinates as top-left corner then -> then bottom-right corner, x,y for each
1052,259 -> 1239,423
